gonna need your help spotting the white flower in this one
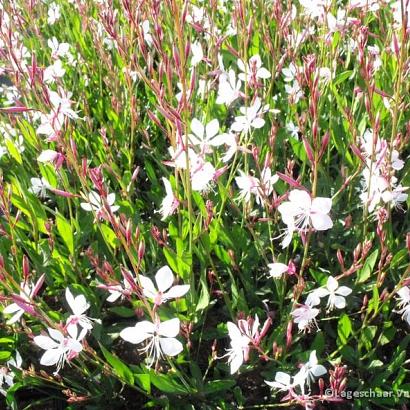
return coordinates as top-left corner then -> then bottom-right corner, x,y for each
188,118 -> 224,154
37,149 -> 58,163
36,113 -> 64,140
291,303 -> 320,332
190,42 -> 203,67
139,266 -> 189,305
238,55 -> 271,83
0,351 -> 22,396
48,37 -> 70,59
49,89 -> 78,119
235,171 -> 260,204
235,169 -> 278,205
102,279 -> 132,303
29,177 -> 52,198
80,191 -> 120,215
299,0 -> 330,18
278,190 -> 333,232
300,350 -> 327,387
225,316 -> 259,374
141,20 -> 153,46
306,277 -> 352,310
265,371 -> 294,391
3,281 -> 36,324
396,287 -> 410,325
231,98 -> 268,133
211,133 -> 238,163
158,177 -> 179,220
268,263 -> 289,279
0,146 -> 7,159
65,288 -> 94,335
282,63 -> 298,82
285,81 -> 303,103
47,3 -> 61,25
216,70 -> 242,106
190,159 -> 215,192
120,318 -> 183,366
44,60 -> 66,83
286,121 -> 300,139
34,327 -> 85,373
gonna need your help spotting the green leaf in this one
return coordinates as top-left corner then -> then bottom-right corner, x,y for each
100,344 -> 134,386
357,249 -> 379,283
56,212 -> 74,255
203,380 -> 236,394
135,374 -> 151,393
100,224 -> 119,249
5,139 -> 22,164
337,314 -> 352,345
148,371 -> 190,394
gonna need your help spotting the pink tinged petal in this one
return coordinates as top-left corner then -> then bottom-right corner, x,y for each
190,118 -> 204,139
66,339 -> 83,353
120,325 -> 151,344
139,275 -> 157,299
326,277 -> 339,292
311,197 -> 332,214
155,266 -> 174,292
336,286 -> 352,296
34,335 -> 59,350
40,349 -> 61,366
311,213 -> 333,230
268,263 -> 288,279
158,318 -> 180,338
159,337 -> 183,356
110,205 -> 119,213
163,285 -> 190,299
305,291 -> 322,307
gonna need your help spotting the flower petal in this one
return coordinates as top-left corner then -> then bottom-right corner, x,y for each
326,276 -> 339,292
158,318 -> 180,338
163,285 -> 190,299
155,266 -> 174,292
159,337 -> 183,356
333,295 -> 346,309
205,119 -> 219,138
311,213 -> 333,230
34,335 -> 59,350
311,197 -> 332,214
40,349 -> 61,366
139,275 -> 157,299
190,118 -> 204,139
268,263 -> 288,279
120,325 -> 151,344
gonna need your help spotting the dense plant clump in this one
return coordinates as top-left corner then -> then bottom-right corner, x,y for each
0,0 -> 409,408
